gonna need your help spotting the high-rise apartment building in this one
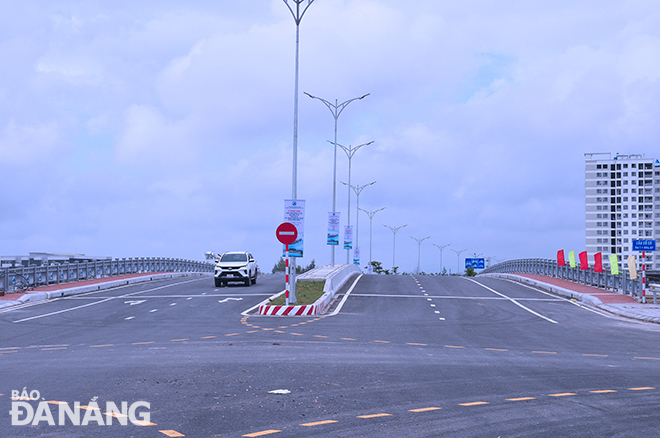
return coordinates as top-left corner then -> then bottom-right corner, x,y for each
584,153 -> 660,271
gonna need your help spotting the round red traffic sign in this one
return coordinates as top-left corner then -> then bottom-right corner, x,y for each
276,222 -> 298,245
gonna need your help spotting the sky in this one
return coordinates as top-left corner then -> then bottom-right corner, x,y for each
1,0 -> 660,274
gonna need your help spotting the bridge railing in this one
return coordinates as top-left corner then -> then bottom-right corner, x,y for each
480,258 -> 644,299
0,257 -> 213,293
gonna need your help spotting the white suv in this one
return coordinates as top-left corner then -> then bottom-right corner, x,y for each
214,252 -> 258,287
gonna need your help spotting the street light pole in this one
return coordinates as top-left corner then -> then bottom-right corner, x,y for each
341,181 -> 376,259
451,248 -> 467,275
432,243 -> 451,275
304,92 -> 369,267
282,0 -> 315,302
410,236 -> 431,275
383,224 -> 407,271
336,141 -> 374,263
358,207 -> 386,263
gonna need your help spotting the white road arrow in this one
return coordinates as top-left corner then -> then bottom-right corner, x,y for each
218,298 -> 243,304
124,300 -> 146,306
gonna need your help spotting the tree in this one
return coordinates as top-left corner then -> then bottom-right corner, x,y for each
369,260 -> 384,274
465,266 -> 476,277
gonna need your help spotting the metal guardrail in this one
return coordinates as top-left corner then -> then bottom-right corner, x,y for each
479,258 -> 645,299
0,257 -> 213,293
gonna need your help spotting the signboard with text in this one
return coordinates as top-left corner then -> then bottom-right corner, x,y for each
283,200 -> 305,257
632,239 -> 656,252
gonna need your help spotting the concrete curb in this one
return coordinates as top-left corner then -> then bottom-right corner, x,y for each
480,273 -> 604,306
257,264 -> 361,316
0,272 -> 212,309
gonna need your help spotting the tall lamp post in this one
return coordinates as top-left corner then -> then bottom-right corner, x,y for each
432,243 -> 451,275
358,207 -> 386,264
341,181 -> 376,258
383,224 -> 407,271
336,141 -> 374,263
304,92 -> 369,267
451,248 -> 467,275
410,236 -> 431,275
282,0 -> 315,302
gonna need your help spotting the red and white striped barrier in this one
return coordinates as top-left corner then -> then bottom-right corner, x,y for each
258,304 -> 317,316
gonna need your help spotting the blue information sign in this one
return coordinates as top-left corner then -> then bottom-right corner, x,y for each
632,239 -> 656,252
465,258 -> 485,269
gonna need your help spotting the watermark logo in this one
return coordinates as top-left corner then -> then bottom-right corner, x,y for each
9,388 -> 151,426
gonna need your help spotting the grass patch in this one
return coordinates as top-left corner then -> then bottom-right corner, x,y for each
268,280 -> 326,305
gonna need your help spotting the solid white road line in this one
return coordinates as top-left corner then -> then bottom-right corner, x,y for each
465,278 -> 558,324
12,279 -> 202,323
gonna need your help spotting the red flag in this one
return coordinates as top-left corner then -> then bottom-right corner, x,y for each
557,249 -> 566,267
594,252 -> 603,273
579,251 -> 588,270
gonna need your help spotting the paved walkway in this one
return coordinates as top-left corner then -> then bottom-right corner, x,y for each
484,273 -> 660,324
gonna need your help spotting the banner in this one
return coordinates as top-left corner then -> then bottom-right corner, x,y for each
579,251 -> 588,270
627,255 -> 637,280
568,250 -> 577,268
353,247 -> 360,265
609,254 -> 619,275
594,252 -> 603,273
283,199 -> 305,257
343,225 -> 353,250
557,249 -> 566,267
327,212 -> 340,246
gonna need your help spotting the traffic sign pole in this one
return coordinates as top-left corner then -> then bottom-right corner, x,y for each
642,250 -> 646,304
276,222 -> 298,306
285,244 -> 290,306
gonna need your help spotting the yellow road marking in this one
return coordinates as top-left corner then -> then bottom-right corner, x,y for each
373,340 -> 390,343
583,354 -> 608,357
357,413 -> 392,419
532,351 -> 557,354
242,430 -> 281,437
409,407 -> 441,412
548,393 -> 576,397
274,331 -> 285,334
278,326 -> 288,329
90,344 -> 113,348
589,390 -> 617,393
506,397 -> 536,401
300,420 -> 339,426
159,430 -> 185,437
0,350 -> 18,354
485,348 -> 508,352
340,338 -> 356,341
247,330 -> 259,333
313,335 -> 328,338
444,345 -> 465,349
41,347 -> 67,351
459,401 -> 489,406
634,357 -> 660,361
170,339 -> 189,342
201,336 -> 216,339
46,401 -> 68,405
226,333 -> 239,336
628,387 -> 655,391
262,328 -> 274,331
290,333 -> 303,336
406,343 -> 428,346
132,341 -> 155,345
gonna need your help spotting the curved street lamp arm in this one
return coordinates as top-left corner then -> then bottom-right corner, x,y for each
283,0 -> 315,25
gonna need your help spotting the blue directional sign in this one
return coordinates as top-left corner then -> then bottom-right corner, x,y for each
465,258 -> 485,269
632,239 -> 656,252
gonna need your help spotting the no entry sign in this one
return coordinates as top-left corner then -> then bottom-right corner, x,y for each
276,222 -> 298,245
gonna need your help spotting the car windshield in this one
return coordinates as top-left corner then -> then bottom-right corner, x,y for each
221,253 -> 248,262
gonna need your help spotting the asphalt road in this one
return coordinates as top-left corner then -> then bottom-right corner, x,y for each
1,273 -> 659,437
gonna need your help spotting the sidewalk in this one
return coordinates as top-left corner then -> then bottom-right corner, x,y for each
483,273 -> 660,324
0,272 -> 210,309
